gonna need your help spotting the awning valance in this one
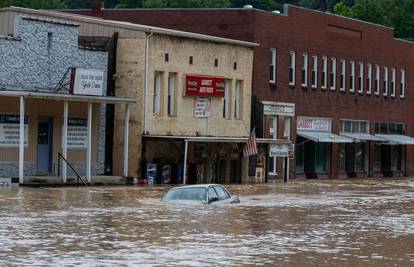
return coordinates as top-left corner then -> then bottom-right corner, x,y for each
341,133 -> 385,142
375,134 -> 414,145
143,135 -> 291,144
298,131 -> 353,143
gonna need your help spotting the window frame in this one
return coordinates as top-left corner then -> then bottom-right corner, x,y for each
383,66 -> 388,96
289,51 -> 296,86
269,48 -> 277,84
311,55 -> 318,89
375,65 -> 380,96
340,59 -> 346,91
350,61 -> 355,93
366,63 -> 372,95
301,53 -> 308,87
321,56 -> 327,90
167,73 -> 177,117
223,79 -> 231,120
268,116 -> 277,175
153,72 -> 161,115
330,57 -> 336,90
234,80 -> 242,120
358,62 -> 364,94
400,69 -> 405,98
391,67 -> 396,97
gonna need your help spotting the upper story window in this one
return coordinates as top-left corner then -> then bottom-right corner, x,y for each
350,61 -> 355,93
234,80 -> 242,120
341,120 -> 369,133
167,73 -> 177,117
358,62 -> 364,94
330,58 -> 336,90
340,59 -> 345,91
153,72 -> 162,115
391,68 -> 396,97
375,65 -> 380,95
383,66 -> 388,96
321,56 -> 327,89
268,116 -> 277,175
400,69 -> 406,98
366,63 -> 372,95
269,48 -> 276,84
289,51 -> 296,86
311,55 -> 317,89
301,53 -> 308,87
375,122 -> 405,134
223,79 -> 231,120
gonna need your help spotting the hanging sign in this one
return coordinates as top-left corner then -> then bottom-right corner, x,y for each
0,114 -> 28,147
185,75 -> 225,97
67,117 -> 87,149
194,98 -> 211,118
297,117 -> 331,132
70,68 -> 105,96
269,143 -> 289,157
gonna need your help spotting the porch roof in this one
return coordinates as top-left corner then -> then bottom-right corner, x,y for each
144,134 -> 291,144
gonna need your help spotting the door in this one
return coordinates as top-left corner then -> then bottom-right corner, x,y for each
37,117 -> 53,174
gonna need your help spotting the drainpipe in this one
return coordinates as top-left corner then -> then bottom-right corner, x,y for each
143,31 -> 153,135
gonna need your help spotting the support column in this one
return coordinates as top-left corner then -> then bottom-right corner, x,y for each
123,104 -> 130,177
183,140 -> 188,184
86,102 -> 92,183
62,100 -> 68,183
19,96 -> 25,184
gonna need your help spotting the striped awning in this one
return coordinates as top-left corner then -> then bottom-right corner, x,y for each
297,131 -> 353,143
375,134 -> 414,145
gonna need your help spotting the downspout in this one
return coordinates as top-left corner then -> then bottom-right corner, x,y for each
144,31 -> 153,135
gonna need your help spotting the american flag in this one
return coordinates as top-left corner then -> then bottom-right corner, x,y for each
243,128 -> 258,157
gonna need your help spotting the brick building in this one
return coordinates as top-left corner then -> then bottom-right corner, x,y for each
71,4 -> 414,179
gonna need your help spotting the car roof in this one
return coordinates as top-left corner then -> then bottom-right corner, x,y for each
169,184 -> 224,190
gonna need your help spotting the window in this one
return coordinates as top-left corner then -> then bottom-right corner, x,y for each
340,59 -> 345,91
208,187 -> 218,201
311,55 -> 317,88
289,51 -> 296,86
301,53 -> 308,87
349,61 -> 355,92
375,65 -> 380,95
367,63 -> 372,95
153,72 -> 161,114
330,58 -> 336,90
284,117 -> 291,139
321,56 -> 327,89
383,66 -> 388,96
400,69 -> 405,98
358,62 -> 364,94
189,56 -> 193,65
269,48 -> 276,83
341,120 -> 369,133
214,58 -> 218,67
213,186 -> 229,200
223,80 -> 231,119
375,122 -> 405,134
167,73 -> 177,116
269,116 -> 277,175
233,62 -> 237,70
234,80 -> 242,120
47,32 -> 52,50
391,68 -> 396,97
165,53 -> 169,62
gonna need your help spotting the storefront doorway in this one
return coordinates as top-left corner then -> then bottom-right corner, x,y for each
36,116 -> 53,174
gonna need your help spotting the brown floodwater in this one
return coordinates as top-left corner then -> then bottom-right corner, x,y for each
0,179 -> 414,266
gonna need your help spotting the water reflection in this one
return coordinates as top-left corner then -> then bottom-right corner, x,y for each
0,180 -> 413,266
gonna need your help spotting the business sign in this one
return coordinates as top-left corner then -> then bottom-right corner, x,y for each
67,117 -> 87,149
269,143 -> 289,157
194,98 -> 211,118
297,117 -> 331,132
71,68 -> 105,96
0,114 -> 28,147
185,75 -> 225,97
263,101 -> 295,117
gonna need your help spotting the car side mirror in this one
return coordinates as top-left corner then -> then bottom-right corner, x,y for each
209,196 -> 218,203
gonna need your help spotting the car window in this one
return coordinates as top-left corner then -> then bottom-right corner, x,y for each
213,186 -> 229,200
208,187 -> 218,200
162,188 -> 206,201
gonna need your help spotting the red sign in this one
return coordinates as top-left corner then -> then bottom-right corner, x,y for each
185,75 -> 225,97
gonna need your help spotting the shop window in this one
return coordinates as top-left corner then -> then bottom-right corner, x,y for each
400,69 -> 405,98
295,136 -> 328,174
358,62 -> 364,94
366,63 -> 372,95
223,79 -> 231,119
269,116 -> 277,175
391,68 -> 396,97
234,80 -> 242,120
340,59 -> 345,91
311,55 -> 317,89
301,53 -> 308,87
375,65 -> 380,95
153,72 -> 162,115
340,143 -> 367,173
349,61 -> 355,92
330,57 -> 336,90
289,51 -> 296,86
383,67 -> 388,96
167,73 -> 177,117
321,56 -> 327,89
269,48 -> 276,84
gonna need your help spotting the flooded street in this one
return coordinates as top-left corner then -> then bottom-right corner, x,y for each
0,180 -> 414,266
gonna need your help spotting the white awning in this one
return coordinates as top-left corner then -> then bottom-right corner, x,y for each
298,131 -> 353,143
341,132 -> 386,142
143,135 -> 291,144
375,134 -> 414,145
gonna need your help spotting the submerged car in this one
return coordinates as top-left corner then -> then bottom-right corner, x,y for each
161,184 -> 240,204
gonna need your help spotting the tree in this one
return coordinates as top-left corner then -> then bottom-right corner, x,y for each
142,0 -> 230,8
0,0 -> 67,8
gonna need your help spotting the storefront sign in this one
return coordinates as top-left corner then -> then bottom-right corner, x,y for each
297,117 -> 331,132
288,143 -> 295,159
0,114 -> 28,147
269,143 -> 289,157
194,98 -> 211,118
263,101 -> 295,117
185,75 -> 225,97
67,118 -> 87,149
71,68 -> 105,96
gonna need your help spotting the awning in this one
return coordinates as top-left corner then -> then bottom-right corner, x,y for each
341,132 -> 386,142
143,135 -> 291,144
298,131 -> 353,143
375,134 -> 414,145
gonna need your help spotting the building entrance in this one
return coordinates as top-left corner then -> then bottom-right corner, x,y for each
36,116 -> 53,174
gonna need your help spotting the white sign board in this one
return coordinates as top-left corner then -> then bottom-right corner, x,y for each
194,98 -> 211,118
72,69 -> 105,96
67,118 -> 87,149
263,101 -> 295,117
297,117 -> 331,132
269,143 -> 289,157
0,114 -> 28,147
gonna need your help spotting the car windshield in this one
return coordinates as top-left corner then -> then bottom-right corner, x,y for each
162,187 -> 206,202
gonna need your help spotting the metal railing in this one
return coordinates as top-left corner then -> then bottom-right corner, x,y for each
57,152 -> 88,187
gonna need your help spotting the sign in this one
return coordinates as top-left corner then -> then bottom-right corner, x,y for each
263,101 -> 295,117
146,163 -> 157,185
288,143 -> 295,159
194,98 -> 211,118
297,117 -> 331,132
0,114 -> 28,147
185,75 -> 225,97
71,68 -> 105,96
269,143 -> 289,157
67,117 -> 87,149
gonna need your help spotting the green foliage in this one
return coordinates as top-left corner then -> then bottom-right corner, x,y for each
142,0 -> 230,8
0,0 -> 67,9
